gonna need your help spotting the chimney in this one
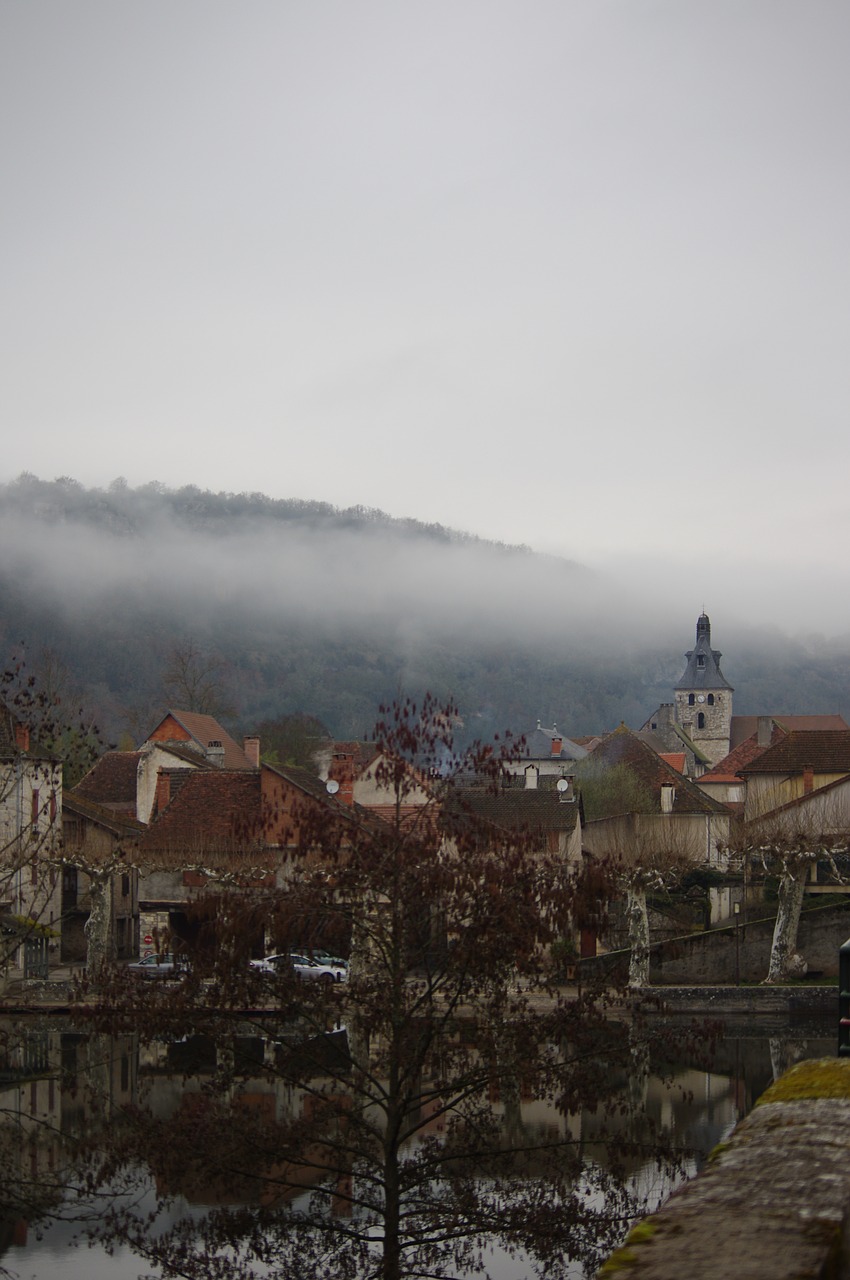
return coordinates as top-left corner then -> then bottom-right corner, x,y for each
803,765 -> 814,795
757,716 -> 773,748
524,765 -> 538,790
14,723 -> 30,753
155,770 -> 171,814
205,740 -> 225,766
243,735 -> 260,768
329,751 -> 355,806
661,785 -> 675,814
551,737 -> 563,758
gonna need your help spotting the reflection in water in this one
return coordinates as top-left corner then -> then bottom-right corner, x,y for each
0,1015 -> 833,1280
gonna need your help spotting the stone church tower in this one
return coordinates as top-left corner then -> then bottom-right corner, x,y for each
674,612 -> 733,766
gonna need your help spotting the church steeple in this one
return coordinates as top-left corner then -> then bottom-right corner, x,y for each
675,612 -> 733,693
674,613 -> 733,766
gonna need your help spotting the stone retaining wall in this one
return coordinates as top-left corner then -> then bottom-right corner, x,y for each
596,1058 -> 850,1280
580,898 -> 850,987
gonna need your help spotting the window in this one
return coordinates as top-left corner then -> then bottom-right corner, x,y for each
688,694 -> 695,706
697,712 -> 706,729
697,655 -> 705,668
30,790 -> 40,831
707,694 -> 714,706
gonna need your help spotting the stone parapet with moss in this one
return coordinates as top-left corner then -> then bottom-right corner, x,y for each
597,1058 -> 850,1280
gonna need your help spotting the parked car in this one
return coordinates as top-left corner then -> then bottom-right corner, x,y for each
309,949 -> 349,971
250,953 -> 347,983
127,953 -> 186,979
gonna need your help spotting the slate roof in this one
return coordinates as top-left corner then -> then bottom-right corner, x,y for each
520,724 -> 587,762
75,752 -> 141,811
588,727 -> 727,815
729,714 -> 849,750
675,613 -> 733,693
737,731 -> 850,777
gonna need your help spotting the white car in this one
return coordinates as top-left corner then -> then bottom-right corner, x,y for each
250,952 -> 347,983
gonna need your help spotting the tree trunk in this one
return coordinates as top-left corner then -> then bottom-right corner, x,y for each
764,861 -> 807,984
85,872 -> 113,978
626,884 -> 650,989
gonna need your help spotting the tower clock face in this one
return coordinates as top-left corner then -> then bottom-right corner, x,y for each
697,695 -> 705,703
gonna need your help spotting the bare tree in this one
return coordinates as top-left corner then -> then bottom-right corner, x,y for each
584,813 -> 707,987
77,697 -> 692,1280
162,638 -> 234,718
726,792 -> 850,983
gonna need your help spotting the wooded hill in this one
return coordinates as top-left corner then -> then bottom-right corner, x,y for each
1,474 -> 849,748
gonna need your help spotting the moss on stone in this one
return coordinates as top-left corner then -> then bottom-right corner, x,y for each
597,1220 -> 657,1274
707,1140 -> 731,1163
626,1221 -> 657,1245
757,1059 -> 850,1105
597,1246 -> 637,1276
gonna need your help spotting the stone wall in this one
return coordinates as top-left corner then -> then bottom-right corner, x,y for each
596,1058 -> 850,1280
580,898 -> 850,986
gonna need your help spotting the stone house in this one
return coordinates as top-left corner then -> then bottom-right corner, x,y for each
60,792 -> 144,964
580,726 -> 732,926
144,709 -> 259,770
133,761 -> 354,956
737,730 -> 850,822
0,704 -> 63,969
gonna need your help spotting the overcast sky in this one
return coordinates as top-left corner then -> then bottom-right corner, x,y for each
3,2 -> 849,630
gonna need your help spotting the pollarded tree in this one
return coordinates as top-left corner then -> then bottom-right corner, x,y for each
584,815 -> 706,988
80,697 -> 693,1280
726,795 -> 850,984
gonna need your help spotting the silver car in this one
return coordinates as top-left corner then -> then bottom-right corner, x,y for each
128,953 -> 186,979
251,952 -> 347,983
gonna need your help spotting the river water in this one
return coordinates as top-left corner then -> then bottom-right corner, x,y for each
0,1011 -> 835,1280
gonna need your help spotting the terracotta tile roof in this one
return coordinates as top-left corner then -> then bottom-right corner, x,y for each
62,792 -> 147,838
138,770 -> 263,855
75,752 -> 141,811
447,788 -> 581,835
329,741 -> 382,774
588,727 -> 727,815
267,761 -> 342,803
699,724 -> 787,782
738,730 -> 850,776
148,741 -> 219,769
747,770 -> 850,823
730,714 -> 849,750
0,700 -> 55,760
660,753 -> 686,774
146,710 -> 254,769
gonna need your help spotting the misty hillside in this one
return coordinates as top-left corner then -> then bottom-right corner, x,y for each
2,474 -> 850,746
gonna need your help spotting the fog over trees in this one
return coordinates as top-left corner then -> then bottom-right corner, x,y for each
2,474 -> 850,745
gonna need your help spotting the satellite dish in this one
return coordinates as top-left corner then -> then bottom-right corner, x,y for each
326,779 -> 340,795
556,778 -> 570,793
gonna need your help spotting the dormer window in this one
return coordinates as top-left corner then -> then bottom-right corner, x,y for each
697,655 -> 705,668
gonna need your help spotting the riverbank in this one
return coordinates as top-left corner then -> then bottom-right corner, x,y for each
1,967 -> 838,1022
